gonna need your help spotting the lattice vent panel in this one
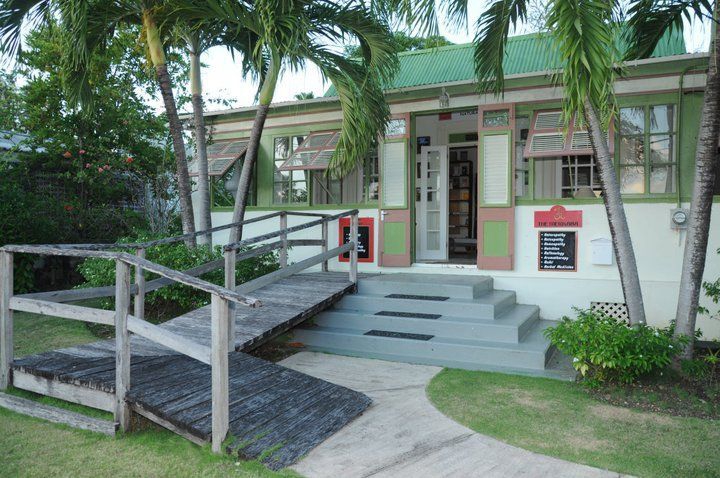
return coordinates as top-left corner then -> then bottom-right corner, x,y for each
590,301 -> 629,324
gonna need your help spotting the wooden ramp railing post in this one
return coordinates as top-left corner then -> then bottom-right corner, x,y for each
349,212 -> 358,285
134,248 -> 145,321
210,294 -> 230,453
0,251 -> 13,391
279,212 -> 288,268
223,250 -> 236,350
114,259 -> 132,432
321,221 -> 329,272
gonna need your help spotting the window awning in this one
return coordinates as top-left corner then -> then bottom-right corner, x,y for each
191,139 -> 249,177
524,110 -> 613,158
278,131 -> 341,171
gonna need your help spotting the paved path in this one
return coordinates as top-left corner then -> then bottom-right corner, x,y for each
282,352 -> 623,478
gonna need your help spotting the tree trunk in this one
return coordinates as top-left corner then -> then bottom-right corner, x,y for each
229,52 -> 281,244
144,11 -> 196,247
584,99 -> 647,325
674,3 -> 720,360
190,48 -> 212,247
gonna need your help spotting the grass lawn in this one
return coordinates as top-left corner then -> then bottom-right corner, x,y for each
2,310 -> 299,478
427,369 -> 720,478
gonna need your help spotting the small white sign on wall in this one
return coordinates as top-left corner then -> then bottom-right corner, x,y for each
590,238 -> 613,265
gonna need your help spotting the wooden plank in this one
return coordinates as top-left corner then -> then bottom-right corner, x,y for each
321,222 -> 329,272
0,392 -> 116,436
287,239 -> 325,247
279,212 -> 288,268
12,370 -> 115,412
142,258 -> 225,295
115,260 -> 131,432
224,250 -> 236,350
130,401 -> 207,446
134,248 -> 146,321
17,285 -> 121,303
9,298 -> 115,325
350,213 -> 358,284
236,244 -> 353,295
285,211 -> 330,218
0,251 -> 13,390
126,316 -> 211,365
210,295 -> 229,453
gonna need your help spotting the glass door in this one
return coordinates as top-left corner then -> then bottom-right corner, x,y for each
417,145 -> 448,261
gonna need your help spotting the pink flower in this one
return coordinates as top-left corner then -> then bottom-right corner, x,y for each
85,163 -> 91,168
79,149 -> 86,155
125,157 -> 134,164
62,151 -> 72,159
64,204 -> 74,212
97,167 -> 104,173
103,164 -> 110,170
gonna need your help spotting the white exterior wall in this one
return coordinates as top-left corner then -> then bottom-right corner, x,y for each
212,204 -> 720,339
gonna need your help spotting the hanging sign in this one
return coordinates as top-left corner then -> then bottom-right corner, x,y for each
538,231 -> 577,271
534,205 -> 583,228
339,217 -> 374,263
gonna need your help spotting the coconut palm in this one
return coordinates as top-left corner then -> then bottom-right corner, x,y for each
177,0 -> 399,242
625,0 -> 720,359
0,0 -> 197,245
376,0 -> 647,325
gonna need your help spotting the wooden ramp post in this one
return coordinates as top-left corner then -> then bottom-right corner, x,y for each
211,294 -> 230,453
224,250 -> 236,350
0,251 -> 13,391
134,248 -> 146,321
115,259 -> 131,432
349,212 -> 358,285
279,212 -> 288,268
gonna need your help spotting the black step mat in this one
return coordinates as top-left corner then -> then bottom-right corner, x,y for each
385,294 -> 449,301
375,311 -> 441,320
364,330 -> 434,341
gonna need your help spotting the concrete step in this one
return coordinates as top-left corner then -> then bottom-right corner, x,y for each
294,320 -> 557,372
313,304 -> 540,343
336,289 -> 517,320
357,274 -> 493,299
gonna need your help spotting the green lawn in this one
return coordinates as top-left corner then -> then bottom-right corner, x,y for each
3,310 -> 298,478
427,369 -> 720,478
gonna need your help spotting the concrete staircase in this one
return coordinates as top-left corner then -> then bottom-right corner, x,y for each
294,274 -> 574,379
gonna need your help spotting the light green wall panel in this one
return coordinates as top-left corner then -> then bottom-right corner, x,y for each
483,221 -> 509,257
383,222 -> 407,255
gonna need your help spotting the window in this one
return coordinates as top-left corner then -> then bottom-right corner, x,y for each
534,155 -> 600,199
617,104 -> 676,194
385,118 -> 407,137
273,135 -> 307,204
312,149 -> 379,205
483,110 -> 510,128
515,115 -> 530,198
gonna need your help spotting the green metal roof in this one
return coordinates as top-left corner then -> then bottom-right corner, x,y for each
324,30 -> 687,96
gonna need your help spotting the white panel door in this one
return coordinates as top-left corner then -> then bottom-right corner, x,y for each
418,146 -> 448,261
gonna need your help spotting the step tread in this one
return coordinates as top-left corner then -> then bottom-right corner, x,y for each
360,273 -> 492,288
342,289 -> 516,307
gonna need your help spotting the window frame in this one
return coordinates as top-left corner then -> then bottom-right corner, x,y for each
272,134 -> 309,205
615,103 -> 678,197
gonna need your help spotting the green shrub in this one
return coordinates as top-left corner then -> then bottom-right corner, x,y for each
77,233 -> 279,320
544,309 -> 687,385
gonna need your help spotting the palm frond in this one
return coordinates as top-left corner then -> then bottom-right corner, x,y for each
0,0 -> 51,60
473,0 -> 527,95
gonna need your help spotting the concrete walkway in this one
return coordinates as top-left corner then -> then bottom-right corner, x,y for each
281,352 -> 623,478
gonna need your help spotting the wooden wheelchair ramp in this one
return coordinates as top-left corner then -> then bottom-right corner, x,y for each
1,210 -> 369,469
13,350 -> 371,470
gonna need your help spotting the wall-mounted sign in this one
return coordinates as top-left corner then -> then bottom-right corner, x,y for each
534,205 -> 582,228
538,231 -> 577,272
417,136 -> 431,153
439,109 -> 478,121
339,217 -> 374,263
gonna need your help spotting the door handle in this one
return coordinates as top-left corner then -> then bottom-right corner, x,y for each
380,210 -> 388,221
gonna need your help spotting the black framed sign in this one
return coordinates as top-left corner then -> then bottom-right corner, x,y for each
538,231 -> 577,272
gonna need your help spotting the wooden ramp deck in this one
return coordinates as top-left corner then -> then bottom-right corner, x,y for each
9,272 -> 371,469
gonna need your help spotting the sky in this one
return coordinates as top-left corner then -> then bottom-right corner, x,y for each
198,4 -> 711,114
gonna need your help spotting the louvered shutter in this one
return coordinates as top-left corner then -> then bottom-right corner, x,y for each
481,133 -> 511,206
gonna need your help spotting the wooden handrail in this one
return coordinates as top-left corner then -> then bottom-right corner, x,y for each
224,209 -> 359,252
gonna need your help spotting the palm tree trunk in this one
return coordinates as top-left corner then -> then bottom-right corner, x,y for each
144,11 -> 196,247
229,52 -> 281,244
584,99 -> 647,325
674,3 -> 720,360
190,47 -> 212,246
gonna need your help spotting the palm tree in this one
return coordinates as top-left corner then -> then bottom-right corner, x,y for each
0,0 -> 197,246
178,0 -> 399,243
377,0 -> 647,325
626,0 -> 720,359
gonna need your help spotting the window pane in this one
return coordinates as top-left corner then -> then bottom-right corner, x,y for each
274,137 -> 289,159
274,181 -> 288,203
649,134 -> 674,164
620,166 -> 645,194
291,181 -> 307,203
385,118 -> 407,136
619,136 -> 644,165
292,135 -> 305,151
483,110 -> 509,127
650,105 -> 675,133
304,133 -> 333,148
650,164 -> 676,193
619,107 -> 645,135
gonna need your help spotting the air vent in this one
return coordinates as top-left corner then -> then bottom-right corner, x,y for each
570,131 -> 592,150
529,132 -> 565,153
535,111 -> 564,129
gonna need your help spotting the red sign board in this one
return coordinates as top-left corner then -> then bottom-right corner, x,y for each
534,205 -> 582,228
338,217 -> 374,263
